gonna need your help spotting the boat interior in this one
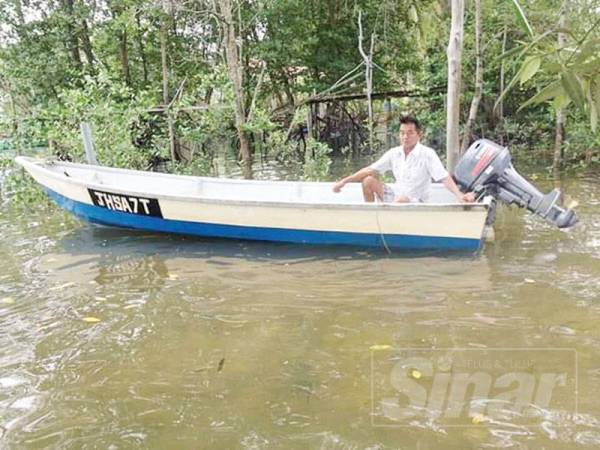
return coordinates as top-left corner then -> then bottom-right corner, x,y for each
46,159 -> 463,205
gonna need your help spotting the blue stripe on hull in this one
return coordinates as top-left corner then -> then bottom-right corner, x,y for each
45,189 -> 482,251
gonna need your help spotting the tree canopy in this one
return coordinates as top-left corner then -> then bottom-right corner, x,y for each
0,0 -> 598,171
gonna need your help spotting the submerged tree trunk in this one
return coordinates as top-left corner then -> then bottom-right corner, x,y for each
446,0 -> 465,171
460,0 -> 482,154
160,3 -> 177,161
218,0 -> 251,167
553,1 -> 568,177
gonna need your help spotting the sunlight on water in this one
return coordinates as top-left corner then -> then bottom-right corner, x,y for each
0,169 -> 599,449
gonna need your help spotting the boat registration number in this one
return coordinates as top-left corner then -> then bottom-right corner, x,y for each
88,189 -> 163,218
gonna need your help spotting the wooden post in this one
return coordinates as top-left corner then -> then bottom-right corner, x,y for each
80,122 -> 98,165
446,0 -> 465,172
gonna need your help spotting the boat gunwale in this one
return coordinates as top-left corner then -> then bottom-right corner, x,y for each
15,156 -> 491,213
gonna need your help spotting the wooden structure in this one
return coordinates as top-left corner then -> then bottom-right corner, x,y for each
301,86 -> 446,152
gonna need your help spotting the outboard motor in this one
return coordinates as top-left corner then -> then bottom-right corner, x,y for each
454,139 -> 577,228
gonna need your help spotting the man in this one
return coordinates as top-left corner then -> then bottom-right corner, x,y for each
332,116 -> 475,203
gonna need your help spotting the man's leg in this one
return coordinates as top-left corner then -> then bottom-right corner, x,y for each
361,176 -> 385,202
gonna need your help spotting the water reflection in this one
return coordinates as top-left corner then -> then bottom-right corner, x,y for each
46,226 -> 494,305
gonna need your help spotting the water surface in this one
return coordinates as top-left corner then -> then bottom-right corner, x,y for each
1,162 -> 599,449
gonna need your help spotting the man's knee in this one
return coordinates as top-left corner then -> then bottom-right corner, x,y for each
362,175 -> 382,202
362,175 -> 379,190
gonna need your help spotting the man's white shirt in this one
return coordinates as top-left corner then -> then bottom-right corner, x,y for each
369,143 -> 449,202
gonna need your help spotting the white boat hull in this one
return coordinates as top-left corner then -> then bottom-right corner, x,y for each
16,157 -> 491,251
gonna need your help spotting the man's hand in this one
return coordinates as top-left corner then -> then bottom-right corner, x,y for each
459,192 -> 476,203
332,180 -> 346,193
333,168 -> 377,194
442,176 -> 477,204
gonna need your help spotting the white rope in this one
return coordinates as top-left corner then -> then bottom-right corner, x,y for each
374,198 -> 392,255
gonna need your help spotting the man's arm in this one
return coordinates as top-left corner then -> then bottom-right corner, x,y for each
441,176 -> 475,203
332,167 -> 378,193
424,148 -> 474,203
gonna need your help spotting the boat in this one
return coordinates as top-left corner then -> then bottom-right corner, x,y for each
15,139 -> 577,252
14,157 -> 492,251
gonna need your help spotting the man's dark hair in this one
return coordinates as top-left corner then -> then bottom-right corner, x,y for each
399,115 -> 422,131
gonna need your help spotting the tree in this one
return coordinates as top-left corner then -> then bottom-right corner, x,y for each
446,0 -> 465,171
460,0 -> 483,153
216,0 -> 252,167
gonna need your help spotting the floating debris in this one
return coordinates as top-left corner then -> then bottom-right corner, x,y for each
472,413 -> 486,424
369,344 -> 392,351
524,278 -> 536,284
410,369 -> 422,379
82,316 -> 101,323
1,297 -> 15,304
217,357 -> 225,372
549,325 -> 576,335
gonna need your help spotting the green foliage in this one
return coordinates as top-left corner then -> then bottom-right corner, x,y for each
243,107 -> 278,134
509,0 -> 534,38
167,66 -> 239,151
46,71 -> 157,168
501,110 -> 555,148
519,56 -> 541,85
264,129 -> 301,166
251,0 -> 428,96
303,139 -> 333,181
163,153 -> 215,177
563,117 -> 600,167
0,159 -> 53,209
500,1 -> 600,132
262,107 -> 311,166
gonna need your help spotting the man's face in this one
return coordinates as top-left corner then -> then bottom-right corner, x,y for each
399,123 -> 421,149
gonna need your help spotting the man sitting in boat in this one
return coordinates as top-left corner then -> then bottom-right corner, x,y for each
332,116 -> 475,203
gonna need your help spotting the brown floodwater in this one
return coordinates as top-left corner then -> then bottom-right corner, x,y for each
0,159 -> 599,449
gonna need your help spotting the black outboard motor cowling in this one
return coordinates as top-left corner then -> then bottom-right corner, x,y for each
454,139 -> 577,228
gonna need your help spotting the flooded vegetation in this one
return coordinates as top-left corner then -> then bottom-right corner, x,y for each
2,0 -> 599,445
1,159 -> 599,448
